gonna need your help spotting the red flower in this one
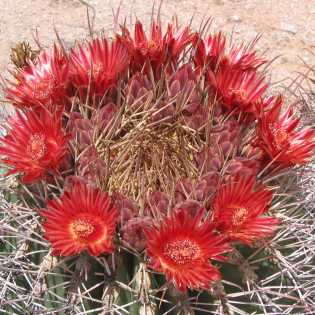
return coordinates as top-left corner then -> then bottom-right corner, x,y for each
166,23 -> 196,60
194,33 -> 265,72
210,68 -> 268,116
256,96 -> 315,167
212,176 -> 278,245
194,32 -> 226,71
69,37 -> 129,101
220,37 -> 266,71
6,45 -> 70,110
42,182 -> 118,256
145,209 -> 230,292
119,21 -> 195,74
0,109 -> 70,183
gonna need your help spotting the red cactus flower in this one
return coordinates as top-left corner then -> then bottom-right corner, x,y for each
145,209 -> 230,292
256,96 -> 315,167
0,109 -> 70,183
118,21 -> 165,74
42,182 -> 118,256
119,21 -> 195,74
194,33 -> 265,73
210,68 -> 268,116
166,23 -> 197,60
220,37 -> 266,71
194,32 -> 226,71
69,37 -> 129,101
212,176 -> 278,245
6,45 -> 70,110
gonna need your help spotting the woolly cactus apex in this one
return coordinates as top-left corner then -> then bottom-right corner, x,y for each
1,13 -> 315,315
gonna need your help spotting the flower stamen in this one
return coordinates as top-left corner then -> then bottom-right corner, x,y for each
27,133 -> 46,160
232,88 -> 248,104
71,219 -> 95,240
164,239 -> 200,265
232,207 -> 248,226
273,128 -> 289,150
33,79 -> 55,100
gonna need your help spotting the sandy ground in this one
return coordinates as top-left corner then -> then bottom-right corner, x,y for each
0,0 -> 315,88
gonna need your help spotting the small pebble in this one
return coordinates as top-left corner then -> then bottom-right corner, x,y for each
280,22 -> 298,35
229,15 -> 241,23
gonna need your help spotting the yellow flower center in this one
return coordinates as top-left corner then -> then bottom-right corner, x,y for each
92,62 -> 104,79
33,79 -> 55,100
148,40 -> 158,50
164,239 -> 200,265
27,133 -> 46,160
71,219 -> 95,240
232,207 -> 248,226
273,128 -> 289,149
232,88 -> 248,104
140,40 -> 159,55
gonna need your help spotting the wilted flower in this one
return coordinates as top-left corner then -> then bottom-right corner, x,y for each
10,41 -> 39,69
0,109 -> 70,183
226,157 -> 261,177
212,176 -> 278,245
42,182 -> 118,256
174,178 -> 194,204
174,199 -> 202,217
77,145 -> 107,183
145,209 -> 230,291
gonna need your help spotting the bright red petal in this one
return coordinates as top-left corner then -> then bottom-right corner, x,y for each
6,45 -> 70,111
145,208 -> 230,292
212,176 -> 277,245
42,181 -> 118,256
256,96 -> 315,167
70,37 -> 129,101
0,109 -> 70,183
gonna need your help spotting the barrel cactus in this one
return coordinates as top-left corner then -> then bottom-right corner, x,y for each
0,15 -> 314,315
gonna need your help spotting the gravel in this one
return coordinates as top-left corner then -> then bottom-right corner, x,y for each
0,0 -> 314,87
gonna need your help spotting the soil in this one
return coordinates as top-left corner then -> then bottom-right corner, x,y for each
0,0 -> 315,90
